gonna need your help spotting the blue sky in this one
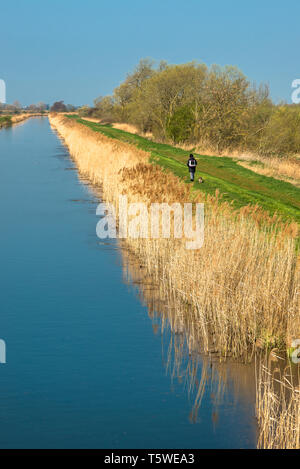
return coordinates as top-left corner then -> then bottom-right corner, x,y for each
1,0 -> 299,106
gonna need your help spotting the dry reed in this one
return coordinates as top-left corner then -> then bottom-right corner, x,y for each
82,118 -> 300,184
121,245 -> 257,425
49,113 -> 299,448
256,356 -> 300,449
0,113 -> 47,128
237,157 -> 300,187
49,113 -> 299,359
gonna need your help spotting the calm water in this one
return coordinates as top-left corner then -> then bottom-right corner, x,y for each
0,118 -> 257,448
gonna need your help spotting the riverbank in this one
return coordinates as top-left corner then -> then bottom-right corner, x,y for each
49,113 -> 299,357
0,116 -> 15,128
82,117 -> 300,187
72,116 -> 300,225
49,113 -> 299,448
0,116 -> 259,448
0,113 -> 46,129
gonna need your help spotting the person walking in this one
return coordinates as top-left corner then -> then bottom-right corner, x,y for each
187,154 -> 197,181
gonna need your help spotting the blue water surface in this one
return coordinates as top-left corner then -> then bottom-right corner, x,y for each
0,118 -> 257,448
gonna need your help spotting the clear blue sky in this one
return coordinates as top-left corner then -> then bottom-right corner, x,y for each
1,0 -> 299,106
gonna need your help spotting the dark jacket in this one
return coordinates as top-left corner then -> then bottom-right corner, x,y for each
187,156 -> 197,172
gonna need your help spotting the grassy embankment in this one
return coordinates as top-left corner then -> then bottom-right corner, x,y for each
72,116 -> 300,226
53,113 -> 299,351
50,113 -> 299,448
0,113 -> 46,129
0,116 -> 13,128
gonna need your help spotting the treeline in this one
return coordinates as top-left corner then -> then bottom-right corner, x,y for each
81,59 -> 300,158
0,101 -> 48,114
0,101 -> 77,115
50,101 -> 77,113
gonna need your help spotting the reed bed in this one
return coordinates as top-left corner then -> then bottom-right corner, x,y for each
237,157 -> 300,187
0,113 -> 46,129
256,357 -> 300,449
49,113 -> 299,448
121,245 -> 257,425
11,114 -> 30,124
81,118 -> 153,138
49,113 -> 299,357
112,122 -> 153,138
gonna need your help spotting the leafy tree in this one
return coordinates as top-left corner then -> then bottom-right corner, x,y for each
258,104 -> 300,157
91,58 -> 300,157
114,58 -> 155,121
77,105 -> 93,117
129,62 -> 207,138
66,104 -> 76,112
166,105 -> 195,143
93,96 -> 115,121
50,101 -> 67,112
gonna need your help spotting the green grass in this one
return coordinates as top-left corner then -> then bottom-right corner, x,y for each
0,116 -> 12,127
67,115 -> 300,224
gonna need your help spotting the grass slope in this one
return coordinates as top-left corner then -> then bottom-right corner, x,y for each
68,116 -> 300,224
0,116 -> 12,128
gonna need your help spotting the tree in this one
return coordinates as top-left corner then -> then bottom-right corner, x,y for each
50,101 -> 67,112
13,100 -> 21,110
258,104 -> 300,157
93,96 -> 115,121
36,102 -> 47,113
91,58 -> 289,156
114,58 -> 155,121
77,105 -> 93,117
128,62 -> 207,138
192,65 -> 264,151
166,105 -> 195,143
66,104 -> 76,112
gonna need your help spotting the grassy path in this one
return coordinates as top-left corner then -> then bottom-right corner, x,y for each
68,116 -> 300,224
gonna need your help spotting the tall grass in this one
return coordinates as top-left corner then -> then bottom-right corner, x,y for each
74,116 -> 300,225
91,118 -> 300,187
121,244 -> 257,425
236,156 -> 300,187
49,113 -> 299,447
0,115 -> 12,127
256,357 -> 300,449
11,114 -> 31,124
0,113 -> 44,129
50,113 -> 299,357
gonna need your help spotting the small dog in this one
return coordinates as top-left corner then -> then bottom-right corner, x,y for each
198,177 -> 204,183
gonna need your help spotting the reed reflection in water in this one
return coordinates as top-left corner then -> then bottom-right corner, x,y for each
120,245 -> 257,428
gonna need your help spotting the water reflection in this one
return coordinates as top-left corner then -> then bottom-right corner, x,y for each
0,117 -> 258,448
119,244 -> 256,427
65,133 -> 258,445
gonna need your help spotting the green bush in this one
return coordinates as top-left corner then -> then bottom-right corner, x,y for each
166,105 -> 195,143
258,105 -> 300,157
0,116 -> 12,127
